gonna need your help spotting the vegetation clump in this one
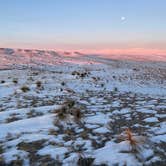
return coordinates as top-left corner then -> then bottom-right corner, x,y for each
1,80 -> 5,84
36,81 -> 42,88
61,82 -> 65,86
77,157 -> 94,166
53,99 -> 83,123
123,128 -> 146,154
21,86 -> 30,92
72,71 -> 90,78
13,78 -> 18,84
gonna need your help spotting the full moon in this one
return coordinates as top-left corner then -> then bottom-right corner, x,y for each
121,16 -> 126,21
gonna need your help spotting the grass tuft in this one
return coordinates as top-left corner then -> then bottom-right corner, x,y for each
123,128 -> 146,154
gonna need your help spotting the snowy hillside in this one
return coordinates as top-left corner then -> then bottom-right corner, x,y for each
0,48 -> 165,165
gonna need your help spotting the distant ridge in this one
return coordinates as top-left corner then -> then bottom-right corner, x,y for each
0,48 -> 165,70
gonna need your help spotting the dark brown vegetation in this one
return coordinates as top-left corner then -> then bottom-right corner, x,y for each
21,86 -> 30,92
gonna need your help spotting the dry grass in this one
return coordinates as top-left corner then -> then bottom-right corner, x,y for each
125,128 -> 138,151
123,128 -> 146,153
6,116 -> 21,123
49,129 -> 58,136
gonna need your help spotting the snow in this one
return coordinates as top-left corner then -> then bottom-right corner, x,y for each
38,145 -> 68,160
0,115 -> 54,139
151,134 -> 166,143
93,127 -> 110,134
85,114 -> 110,125
0,48 -> 165,165
137,108 -> 157,114
144,117 -> 159,123
2,149 -> 29,165
0,104 -> 60,123
152,122 -> 166,135
0,86 -> 15,98
93,141 -> 141,166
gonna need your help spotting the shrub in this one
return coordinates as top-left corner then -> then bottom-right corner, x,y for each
36,81 -> 42,88
1,80 -> 5,84
53,100 -> 83,123
63,99 -> 75,109
13,78 -> 18,84
72,71 -> 89,78
114,87 -> 118,92
21,86 -> 30,92
61,82 -> 65,86
57,110 -> 67,120
54,105 -> 68,121
77,157 -> 94,166
70,108 -> 82,122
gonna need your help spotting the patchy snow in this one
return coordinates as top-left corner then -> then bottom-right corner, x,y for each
0,115 -> 54,139
0,86 -> 15,98
151,134 -> 166,143
85,114 -> 110,125
94,141 -> 141,166
93,127 -> 110,134
137,108 -> 157,114
144,117 -> 159,123
0,48 -> 165,165
2,149 -> 29,165
38,145 -> 68,160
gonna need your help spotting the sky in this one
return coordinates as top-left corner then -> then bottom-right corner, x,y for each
0,0 -> 166,55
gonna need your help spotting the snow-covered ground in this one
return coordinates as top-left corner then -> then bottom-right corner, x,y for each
0,48 -> 165,165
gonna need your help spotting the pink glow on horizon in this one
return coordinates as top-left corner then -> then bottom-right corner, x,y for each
68,48 -> 166,56
1,43 -> 166,61
59,48 -> 166,62
60,48 -> 166,61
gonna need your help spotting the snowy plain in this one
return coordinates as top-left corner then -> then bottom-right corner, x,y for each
0,48 -> 165,165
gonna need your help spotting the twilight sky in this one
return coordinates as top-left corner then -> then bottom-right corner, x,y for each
0,0 -> 166,55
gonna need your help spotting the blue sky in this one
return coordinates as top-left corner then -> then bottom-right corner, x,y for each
0,0 -> 166,52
